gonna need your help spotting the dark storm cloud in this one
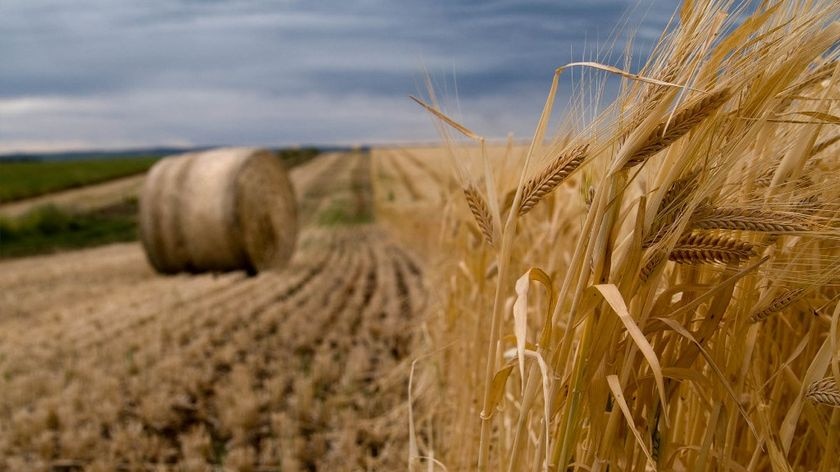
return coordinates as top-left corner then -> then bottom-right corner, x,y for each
0,0 -> 678,152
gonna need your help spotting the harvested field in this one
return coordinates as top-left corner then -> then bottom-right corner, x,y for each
0,175 -> 146,219
0,152 -> 324,220
0,157 -> 159,204
0,153 -> 427,471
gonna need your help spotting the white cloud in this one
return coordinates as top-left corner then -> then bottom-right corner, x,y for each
0,97 -> 105,116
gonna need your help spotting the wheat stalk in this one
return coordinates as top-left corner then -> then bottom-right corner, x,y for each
691,206 -> 811,233
464,186 -> 495,245
518,144 -> 589,216
780,61 -> 837,98
755,135 -> 837,187
749,288 -> 808,323
618,62 -> 682,148
811,134 -> 840,157
805,378 -> 840,407
640,250 -> 667,281
624,88 -> 731,168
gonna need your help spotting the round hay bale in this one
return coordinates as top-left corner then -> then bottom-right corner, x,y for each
139,148 -> 297,274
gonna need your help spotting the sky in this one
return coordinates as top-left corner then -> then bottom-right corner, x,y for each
0,0 -> 679,154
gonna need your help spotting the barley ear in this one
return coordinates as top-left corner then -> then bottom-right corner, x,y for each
464,186 -> 496,246
691,206 -> 811,233
668,232 -> 756,265
624,88 -> 731,169
518,144 -> 589,216
805,378 -> 840,407
810,134 -> 840,157
749,288 -> 808,323
643,171 -> 700,247
641,232 -> 755,280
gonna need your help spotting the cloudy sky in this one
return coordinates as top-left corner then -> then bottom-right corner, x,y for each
0,0 -> 678,154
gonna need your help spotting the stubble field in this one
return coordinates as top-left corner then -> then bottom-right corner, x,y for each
0,152 -> 431,471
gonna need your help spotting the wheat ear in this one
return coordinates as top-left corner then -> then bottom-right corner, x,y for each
749,288 -> 808,323
641,232 -> 755,280
619,63 -> 681,148
754,167 -> 775,188
667,232 -> 756,265
643,171 -> 700,247
464,186 -> 495,245
805,378 -> 840,407
624,88 -> 731,168
518,144 -> 589,216
691,206 -> 811,233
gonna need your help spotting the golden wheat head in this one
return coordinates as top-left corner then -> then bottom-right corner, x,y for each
805,378 -> 840,407
691,206 -> 811,233
749,288 -> 808,323
624,88 -> 731,168
641,231 -> 755,280
518,144 -> 589,216
464,186 -> 495,245
643,171 -> 701,247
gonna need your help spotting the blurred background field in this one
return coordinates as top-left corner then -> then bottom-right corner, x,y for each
0,148 -> 320,259
0,156 -> 160,203
0,150 -> 430,471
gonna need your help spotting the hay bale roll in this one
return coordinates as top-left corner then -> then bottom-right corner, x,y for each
139,147 -> 297,274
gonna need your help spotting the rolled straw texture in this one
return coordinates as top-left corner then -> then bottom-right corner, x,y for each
139,148 -> 297,274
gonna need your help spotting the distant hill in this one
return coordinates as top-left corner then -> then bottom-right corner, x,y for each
0,145 -> 354,162
0,147 -> 207,163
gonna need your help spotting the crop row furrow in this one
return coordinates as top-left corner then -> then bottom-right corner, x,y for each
0,234 -> 355,467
